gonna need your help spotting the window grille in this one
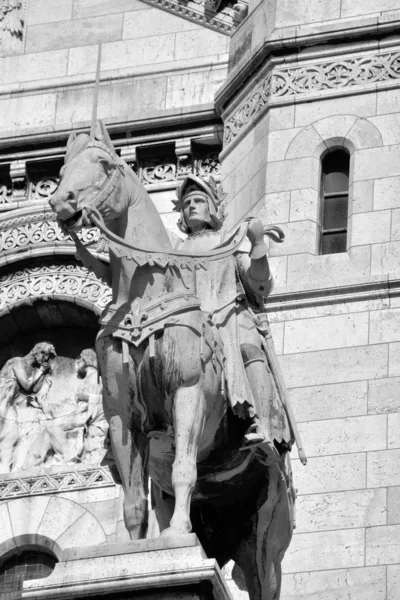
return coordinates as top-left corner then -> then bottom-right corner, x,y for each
320,150 -> 350,255
0,550 -> 57,600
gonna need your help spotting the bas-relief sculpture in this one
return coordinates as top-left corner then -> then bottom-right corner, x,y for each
0,344 -> 107,473
49,120 -> 304,600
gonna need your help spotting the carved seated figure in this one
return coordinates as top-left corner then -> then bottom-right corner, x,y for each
174,175 -> 294,463
0,342 -> 56,473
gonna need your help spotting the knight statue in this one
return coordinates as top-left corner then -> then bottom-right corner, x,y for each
173,174 -> 294,464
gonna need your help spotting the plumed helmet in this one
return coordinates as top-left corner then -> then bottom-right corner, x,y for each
174,174 -> 226,234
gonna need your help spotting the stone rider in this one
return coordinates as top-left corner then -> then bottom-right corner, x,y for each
173,174 -> 294,464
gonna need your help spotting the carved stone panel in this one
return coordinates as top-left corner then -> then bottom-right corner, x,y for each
0,344 -> 109,474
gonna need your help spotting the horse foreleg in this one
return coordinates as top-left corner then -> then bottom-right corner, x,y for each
110,416 -> 149,540
232,463 -> 293,600
161,384 -> 206,537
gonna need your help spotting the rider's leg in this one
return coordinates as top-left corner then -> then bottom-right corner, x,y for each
96,337 -> 149,540
161,383 -> 206,536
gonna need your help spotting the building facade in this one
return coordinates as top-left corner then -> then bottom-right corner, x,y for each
0,0 -> 400,598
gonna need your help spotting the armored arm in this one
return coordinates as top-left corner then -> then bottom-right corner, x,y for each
238,218 -> 274,299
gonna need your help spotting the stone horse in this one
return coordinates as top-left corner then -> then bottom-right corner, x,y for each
50,121 -> 295,600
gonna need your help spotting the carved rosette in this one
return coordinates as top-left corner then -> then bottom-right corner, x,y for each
30,177 -> 60,202
0,262 -> 112,315
141,159 -> 177,186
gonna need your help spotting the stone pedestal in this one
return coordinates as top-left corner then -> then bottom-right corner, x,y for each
22,534 -> 233,600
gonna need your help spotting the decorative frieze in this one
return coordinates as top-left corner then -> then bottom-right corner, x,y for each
0,211 -> 100,255
0,467 -> 114,500
141,158 -> 177,186
0,262 -> 112,314
224,50 -> 400,146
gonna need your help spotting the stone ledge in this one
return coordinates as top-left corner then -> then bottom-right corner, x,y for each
22,536 -> 233,600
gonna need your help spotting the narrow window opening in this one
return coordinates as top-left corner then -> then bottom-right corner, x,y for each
320,149 -> 350,255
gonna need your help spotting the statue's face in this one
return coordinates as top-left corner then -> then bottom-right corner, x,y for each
182,191 -> 210,232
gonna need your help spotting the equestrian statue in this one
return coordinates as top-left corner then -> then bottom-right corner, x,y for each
49,119 -> 306,600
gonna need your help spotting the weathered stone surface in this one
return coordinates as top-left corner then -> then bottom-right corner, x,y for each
389,341 -> 400,376
351,210 -> 391,246
124,8 -> 198,39
257,191 -> 290,224
0,93 -> 57,134
268,105 -> 295,131
370,308 -> 400,344
297,415 -> 386,457
284,312 -> 369,354
354,145 -> 400,181
73,0 -> 147,19
296,489 -> 386,533
341,0 -> 399,16
270,220 -> 318,256
1,50 -> 68,85
265,157 -> 319,193
366,524 -> 400,565
280,344 -> 387,388
165,68 -> 227,109
175,29 -> 228,61
388,413 -> 400,449
267,128 -> 301,162
368,449 -> 400,487
275,0 -> 340,27
55,510 -> 107,548
368,376 -> 400,414
374,176 -> 400,210
290,380 -> 367,422
283,528 -> 365,573
289,188 -> 318,222
388,565 -> 400,600
287,245 -> 371,287
388,487 -> 400,524
351,180 -> 374,214
25,14 -> 123,53
294,94 -> 377,128
27,0 -> 73,24
372,242 -> 400,276
282,566 -> 386,600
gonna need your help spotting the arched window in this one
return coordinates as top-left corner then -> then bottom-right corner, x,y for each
320,149 -> 350,254
0,550 -> 57,600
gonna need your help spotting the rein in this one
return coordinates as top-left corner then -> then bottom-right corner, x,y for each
86,207 -> 251,270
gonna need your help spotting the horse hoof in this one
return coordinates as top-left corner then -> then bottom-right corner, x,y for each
159,525 -> 191,538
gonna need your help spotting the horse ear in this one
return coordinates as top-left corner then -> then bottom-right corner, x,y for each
66,130 -> 76,151
95,120 -> 115,152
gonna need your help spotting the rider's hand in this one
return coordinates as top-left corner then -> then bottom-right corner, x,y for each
246,218 -> 264,245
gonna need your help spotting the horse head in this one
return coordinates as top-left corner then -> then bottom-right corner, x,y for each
50,120 -> 127,231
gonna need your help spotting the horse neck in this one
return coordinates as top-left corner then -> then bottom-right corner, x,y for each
119,168 -> 172,251
110,168 -> 186,306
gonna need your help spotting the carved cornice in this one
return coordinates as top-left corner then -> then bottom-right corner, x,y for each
0,467 -> 114,500
0,262 -> 112,315
223,50 -> 400,147
140,0 -> 234,34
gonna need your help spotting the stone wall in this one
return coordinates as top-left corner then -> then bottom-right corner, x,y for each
217,2 -> 400,597
0,0 -> 229,141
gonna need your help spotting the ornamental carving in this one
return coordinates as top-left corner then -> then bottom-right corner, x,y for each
0,212 -> 101,256
0,344 -> 109,474
140,0 -> 233,34
141,160 -> 176,186
30,177 -> 60,202
196,155 -> 221,178
0,262 -> 112,314
224,51 -> 400,146
0,466 -> 113,500
0,0 -> 26,56
0,183 -> 12,204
